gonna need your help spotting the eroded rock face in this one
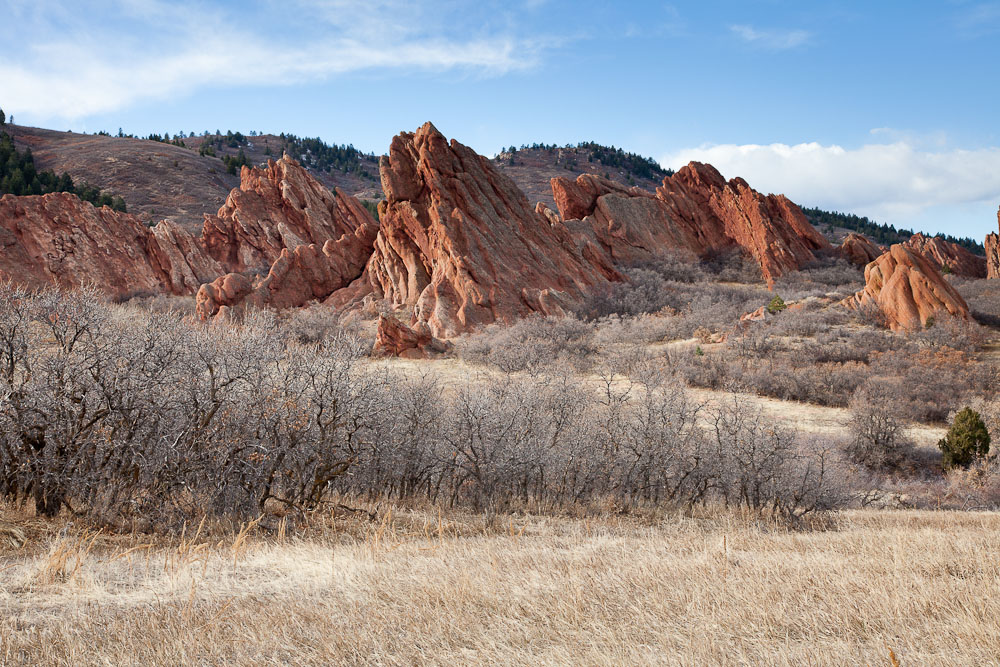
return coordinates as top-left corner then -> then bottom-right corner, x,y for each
372,315 -> 451,358
842,244 -> 970,331
550,163 -> 831,286
202,156 -> 375,274
838,233 -> 884,267
903,232 -> 986,278
986,207 -> 999,280
0,154 -> 378,318
192,156 -> 379,319
0,193 -> 218,297
366,122 -> 615,338
195,223 -> 378,320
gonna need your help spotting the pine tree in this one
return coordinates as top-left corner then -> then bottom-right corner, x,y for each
939,407 -> 991,469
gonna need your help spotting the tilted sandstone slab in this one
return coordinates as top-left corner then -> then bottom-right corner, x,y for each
365,122 -> 616,338
0,193 -> 219,297
838,232 -> 884,267
903,232 -> 986,278
987,207 -> 999,279
202,156 -> 375,273
842,244 -> 970,331
550,163 -> 831,286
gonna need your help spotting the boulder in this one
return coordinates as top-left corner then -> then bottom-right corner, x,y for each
550,162 -> 831,286
842,244 -> 971,331
838,232 -> 884,267
364,122 -> 617,338
372,315 -> 450,358
903,232 -> 986,278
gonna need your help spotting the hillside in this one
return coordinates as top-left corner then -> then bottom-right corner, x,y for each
8,126 -> 383,232
9,125 -> 238,232
493,142 -> 673,208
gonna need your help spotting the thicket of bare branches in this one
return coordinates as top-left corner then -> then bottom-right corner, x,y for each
0,285 -> 852,529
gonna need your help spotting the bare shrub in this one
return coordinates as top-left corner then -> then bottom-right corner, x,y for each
284,305 -> 375,349
954,277 -> 1000,328
709,393 -> 845,518
457,315 -> 595,373
771,255 -> 863,299
846,380 -> 912,470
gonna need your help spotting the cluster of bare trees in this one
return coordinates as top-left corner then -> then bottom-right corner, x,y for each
0,285 -> 847,529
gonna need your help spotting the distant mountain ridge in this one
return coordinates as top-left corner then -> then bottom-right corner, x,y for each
802,206 -> 984,255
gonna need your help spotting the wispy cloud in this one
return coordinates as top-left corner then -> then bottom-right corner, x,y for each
729,24 -> 811,50
1,0 -> 542,120
662,141 -> 1000,233
954,2 -> 1000,38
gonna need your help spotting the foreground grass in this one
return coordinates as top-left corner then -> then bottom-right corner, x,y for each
1,508 -> 998,666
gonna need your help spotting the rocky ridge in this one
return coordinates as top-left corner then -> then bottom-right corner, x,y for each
902,232 -> 986,278
0,192 -> 219,298
550,163 -> 831,286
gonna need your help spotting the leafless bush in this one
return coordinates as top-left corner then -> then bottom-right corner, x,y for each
954,277 -> 1000,328
772,255 -> 863,299
846,380 -> 913,470
284,305 -> 375,349
457,315 -> 596,373
709,394 -> 847,518
701,247 -> 764,283
0,285 -> 868,529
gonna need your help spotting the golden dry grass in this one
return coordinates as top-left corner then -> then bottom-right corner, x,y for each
2,508 -> 999,666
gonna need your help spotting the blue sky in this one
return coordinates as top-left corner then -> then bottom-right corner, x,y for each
3,0 -> 1000,239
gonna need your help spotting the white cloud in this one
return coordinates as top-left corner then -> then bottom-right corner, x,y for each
661,141 -> 1000,234
730,24 -> 811,50
1,0 -> 540,120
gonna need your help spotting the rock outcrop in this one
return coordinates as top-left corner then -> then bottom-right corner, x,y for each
903,232 -> 986,278
364,122 -> 616,338
201,157 -> 376,274
372,315 -> 450,359
193,156 -> 379,319
0,154 -> 379,318
986,207 -> 999,279
0,193 -> 219,297
550,163 -> 831,286
838,232 -> 883,267
842,244 -> 970,331
196,224 -> 378,320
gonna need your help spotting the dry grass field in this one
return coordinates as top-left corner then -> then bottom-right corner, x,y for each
2,506 -> 999,666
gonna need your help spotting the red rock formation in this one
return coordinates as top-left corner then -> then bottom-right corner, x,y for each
842,244 -> 970,331
0,192 -> 218,297
903,232 -> 985,278
196,223 -> 378,320
148,220 -> 224,294
372,315 -> 451,358
838,233 -> 884,267
365,122 -> 616,338
986,207 -> 999,280
550,163 -> 831,286
195,273 -> 253,321
202,157 -> 375,273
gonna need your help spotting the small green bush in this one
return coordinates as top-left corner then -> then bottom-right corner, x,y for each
766,295 -> 787,314
939,407 -> 991,469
